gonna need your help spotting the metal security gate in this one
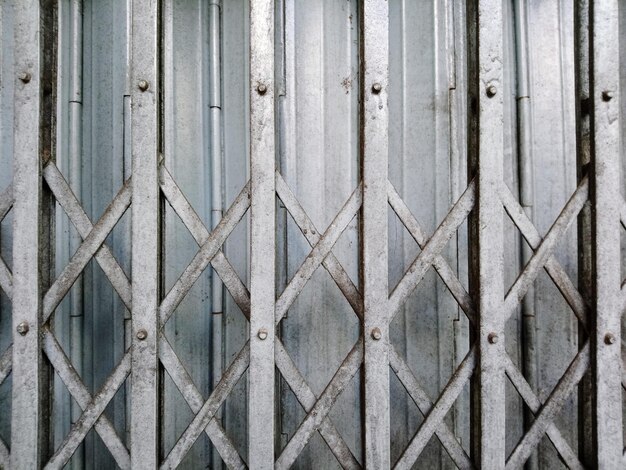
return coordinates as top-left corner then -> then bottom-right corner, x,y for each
0,0 -> 625,468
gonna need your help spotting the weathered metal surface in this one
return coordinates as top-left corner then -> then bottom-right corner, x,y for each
130,0 -> 159,466
11,0 -> 54,467
590,0 -> 623,467
0,0 -> 625,468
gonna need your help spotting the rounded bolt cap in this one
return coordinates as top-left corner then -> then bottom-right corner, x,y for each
371,327 -> 382,341
16,321 -> 29,336
486,85 -> 497,98
138,80 -> 149,92
257,328 -> 268,340
372,83 -> 382,94
604,332 -> 616,345
488,332 -> 499,344
19,72 -> 31,83
136,329 -> 148,341
602,90 -> 614,102
257,83 -> 267,95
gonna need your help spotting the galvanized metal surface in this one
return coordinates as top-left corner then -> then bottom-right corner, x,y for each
0,0 -> 625,469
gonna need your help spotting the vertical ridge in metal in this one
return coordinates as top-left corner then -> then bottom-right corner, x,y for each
130,0 -> 159,467
249,0 -> 276,467
362,0 -> 390,467
475,0 -> 506,466
11,1 -> 45,467
590,0 -> 623,466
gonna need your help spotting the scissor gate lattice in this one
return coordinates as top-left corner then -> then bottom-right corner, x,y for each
0,0 -> 624,469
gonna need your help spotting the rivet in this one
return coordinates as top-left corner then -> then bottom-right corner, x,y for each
257,328 -> 268,340
488,332 -> 499,344
257,83 -> 267,95
371,83 -> 382,94
138,80 -> 149,92
19,72 -> 31,83
486,84 -> 497,98
602,90 -> 614,102
371,327 -> 382,341
136,329 -> 148,340
16,321 -> 29,336
604,332 -> 616,345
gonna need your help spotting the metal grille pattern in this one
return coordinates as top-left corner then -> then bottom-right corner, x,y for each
1,0 -> 624,469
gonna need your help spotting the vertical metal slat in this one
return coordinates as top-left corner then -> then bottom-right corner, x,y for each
476,0 -> 506,466
591,0 -> 623,466
11,1 -> 45,467
249,0 -> 276,467
130,0 -> 159,467
362,0 -> 390,467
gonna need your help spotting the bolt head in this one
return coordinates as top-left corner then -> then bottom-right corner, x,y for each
372,83 -> 382,94
257,83 -> 267,95
488,332 -> 499,344
16,321 -> 29,336
602,90 -> 614,102
371,327 -> 382,341
486,85 -> 497,98
136,329 -> 148,340
257,328 -> 268,340
138,80 -> 149,92
604,332 -> 616,345
19,72 -> 31,83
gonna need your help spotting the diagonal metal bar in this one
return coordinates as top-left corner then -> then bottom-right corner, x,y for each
0,346 -> 11,385
394,345 -> 476,470
388,179 -> 476,317
42,177 -> 132,322
276,183 -> 363,323
45,352 -> 131,470
160,342 -> 250,469
389,347 -> 473,469
0,184 -> 13,223
503,354 -> 583,470
42,330 -> 131,469
388,181 -> 475,323
275,341 -> 361,469
159,335 -> 246,469
0,255 -> 12,300
159,181 -> 251,324
159,166 -> 251,316
505,341 -> 590,469
501,179 -> 589,327
0,436 -> 8,469
500,181 -> 588,328
276,340 -> 364,470
276,172 -> 363,318
0,185 -> 14,298
44,162 -> 132,309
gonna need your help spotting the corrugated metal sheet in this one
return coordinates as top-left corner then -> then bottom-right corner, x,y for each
0,0 -> 625,468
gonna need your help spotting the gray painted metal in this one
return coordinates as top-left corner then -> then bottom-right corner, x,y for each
0,0 -> 625,469
362,1 -> 390,467
248,0 -> 276,466
130,0 -> 159,466
11,1 -> 47,468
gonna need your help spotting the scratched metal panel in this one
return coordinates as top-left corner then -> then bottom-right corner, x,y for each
0,0 -> 14,453
277,1 -> 361,468
387,1 -> 470,467
54,0 -> 131,467
525,2 -> 580,468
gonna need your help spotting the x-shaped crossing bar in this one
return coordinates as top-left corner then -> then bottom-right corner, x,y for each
160,168 -> 363,468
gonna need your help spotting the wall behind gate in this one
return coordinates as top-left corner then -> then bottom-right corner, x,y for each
0,0 -> 625,468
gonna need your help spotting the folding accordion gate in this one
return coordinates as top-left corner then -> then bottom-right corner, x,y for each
0,0 -> 624,469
